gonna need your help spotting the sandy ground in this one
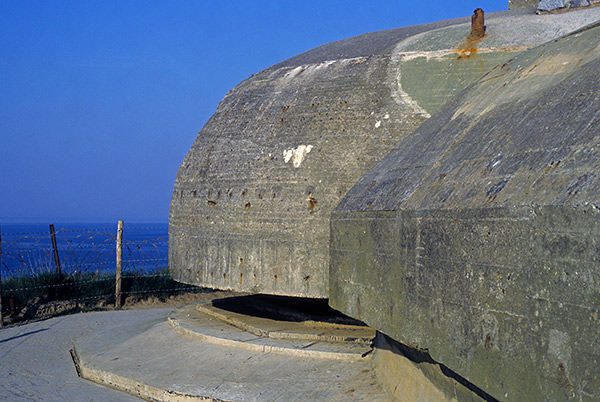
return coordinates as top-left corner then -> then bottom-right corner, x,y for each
0,291 -> 239,402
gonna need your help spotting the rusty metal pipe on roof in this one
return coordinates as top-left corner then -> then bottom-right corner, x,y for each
471,8 -> 485,39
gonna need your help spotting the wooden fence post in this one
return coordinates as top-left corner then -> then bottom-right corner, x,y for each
0,224 -> 3,328
115,220 -> 124,308
49,224 -> 62,280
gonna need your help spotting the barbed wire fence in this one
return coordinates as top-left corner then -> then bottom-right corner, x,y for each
0,222 -> 203,327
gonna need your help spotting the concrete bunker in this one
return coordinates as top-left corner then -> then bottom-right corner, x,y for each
331,20 -> 600,401
169,4 -> 600,401
169,8 -> 598,298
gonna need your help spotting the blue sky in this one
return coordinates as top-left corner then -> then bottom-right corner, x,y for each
0,1 -> 507,223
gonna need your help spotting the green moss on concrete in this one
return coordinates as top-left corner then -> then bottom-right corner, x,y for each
400,52 -> 523,115
331,207 -> 600,401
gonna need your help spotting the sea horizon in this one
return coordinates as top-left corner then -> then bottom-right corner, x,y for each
0,218 -> 168,226
1,222 -> 169,278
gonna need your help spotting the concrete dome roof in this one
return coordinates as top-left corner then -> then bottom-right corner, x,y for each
169,7 -> 600,299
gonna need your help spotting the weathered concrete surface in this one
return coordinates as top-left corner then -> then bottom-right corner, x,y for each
0,310 -> 153,402
510,0 -> 538,8
331,22 -> 600,402
538,0 -> 600,12
72,301 -> 388,401
195,297 -> 375,344
170,7 -> 600,298
373,332 -> 490,402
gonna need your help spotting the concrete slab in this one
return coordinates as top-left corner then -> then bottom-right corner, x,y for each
0,309 -> 161,402
168,304 -> 371,361
72,302 -> 388,401
196,298 -> 375,344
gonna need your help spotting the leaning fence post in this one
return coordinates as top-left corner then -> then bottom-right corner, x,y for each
0,224 -> 3,328
115,220 -> 124,308
49,224 -> 62,280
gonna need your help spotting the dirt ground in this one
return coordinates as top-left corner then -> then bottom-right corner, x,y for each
121,290 -> 245,309
2,289 -> 246,328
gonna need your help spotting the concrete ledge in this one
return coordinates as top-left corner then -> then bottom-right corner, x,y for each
168,304 -> 372,362
71,347 -> 221,402
196,297 -> 375,344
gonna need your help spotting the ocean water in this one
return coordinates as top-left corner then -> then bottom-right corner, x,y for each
0,223 -> 168,278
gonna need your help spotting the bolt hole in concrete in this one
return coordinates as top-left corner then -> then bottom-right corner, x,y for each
307,192 -> 318,211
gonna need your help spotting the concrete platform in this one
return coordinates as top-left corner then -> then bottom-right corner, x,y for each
0,309 -> 152,402
71,297 -> 388,401
196,296 -> 375,344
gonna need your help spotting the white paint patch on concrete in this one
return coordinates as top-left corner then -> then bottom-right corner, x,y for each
285,66 -> 305,80
283,145 -> 313,168
281,58 -> 360,81
272,57 -> 368,93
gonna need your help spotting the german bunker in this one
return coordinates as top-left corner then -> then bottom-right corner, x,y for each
331,19 -> 600,402
170,7 -> 599,298
170,4 -> 600,401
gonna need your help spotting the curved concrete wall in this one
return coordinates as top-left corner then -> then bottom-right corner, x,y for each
331,22 -> 600,402
169,9 -> 598,298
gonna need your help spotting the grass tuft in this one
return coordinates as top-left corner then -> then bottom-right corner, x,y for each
1,268 -> 206,324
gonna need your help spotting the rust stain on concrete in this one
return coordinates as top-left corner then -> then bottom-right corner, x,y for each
457,8 -> 486,60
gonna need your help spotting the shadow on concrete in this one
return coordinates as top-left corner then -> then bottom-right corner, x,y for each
0,328 -> 50,344
212,294 -> 367,326
376,332 -> 500,402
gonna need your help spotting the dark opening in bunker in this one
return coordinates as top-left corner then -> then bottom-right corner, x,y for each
211,294 -> 367,326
